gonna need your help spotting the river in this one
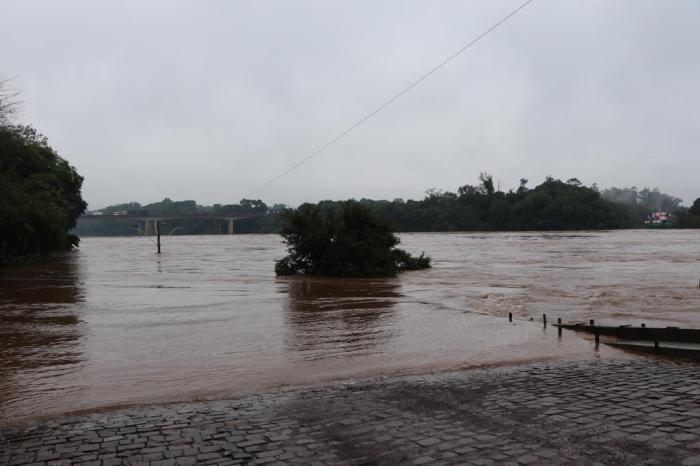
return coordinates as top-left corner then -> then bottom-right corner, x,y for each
0,230 -> 698,421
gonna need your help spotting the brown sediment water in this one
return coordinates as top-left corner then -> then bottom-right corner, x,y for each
0,230 -> 698,421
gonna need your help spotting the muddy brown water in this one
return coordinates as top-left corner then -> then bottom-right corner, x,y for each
0,230 -> 698,421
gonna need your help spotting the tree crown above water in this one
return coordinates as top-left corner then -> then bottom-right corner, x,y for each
275,201 -> 430,278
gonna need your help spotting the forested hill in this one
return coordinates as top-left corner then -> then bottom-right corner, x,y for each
74,175 -> 700,236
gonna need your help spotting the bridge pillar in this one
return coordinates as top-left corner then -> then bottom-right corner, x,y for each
227,218 -> 234,235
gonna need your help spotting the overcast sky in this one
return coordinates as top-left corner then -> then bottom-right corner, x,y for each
2,0 -> 698,209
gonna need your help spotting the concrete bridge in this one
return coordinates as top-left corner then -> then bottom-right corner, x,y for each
80,213 -> 262,235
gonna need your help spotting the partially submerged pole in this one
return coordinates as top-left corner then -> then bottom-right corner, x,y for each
156,221 -> 161,254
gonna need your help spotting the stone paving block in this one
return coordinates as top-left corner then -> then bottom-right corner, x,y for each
2,359 -> 699,466
416,437 -> 442,447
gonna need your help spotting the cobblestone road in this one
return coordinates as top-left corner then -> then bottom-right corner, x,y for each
2,358 -> 699,465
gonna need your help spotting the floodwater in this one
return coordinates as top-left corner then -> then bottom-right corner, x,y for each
0,230 -> 698,421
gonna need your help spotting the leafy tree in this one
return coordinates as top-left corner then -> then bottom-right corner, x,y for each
239,198 -> 268,213
509,178 -> 618,230
478,172 -> 495,195
690,198 -> 700,216
144,198 -> 198,216
99,202 -> 142,214
516,178 -> 529,196
275,201 -> 430,277
600,187 -> 639,206
637,187 -> 682,212
270,203 -> 288,213
0,125 -> 87,263
212,199 -> 268,215
676,198 -> 700,228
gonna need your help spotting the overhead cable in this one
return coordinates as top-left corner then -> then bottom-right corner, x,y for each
243,0 -> 534,198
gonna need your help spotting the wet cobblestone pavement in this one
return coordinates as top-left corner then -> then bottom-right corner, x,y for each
2,358 -> 699,465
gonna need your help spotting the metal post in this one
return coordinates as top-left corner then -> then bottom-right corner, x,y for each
156,221 -> 161,254
543,313 -> 547,327
508,312 -> 512,322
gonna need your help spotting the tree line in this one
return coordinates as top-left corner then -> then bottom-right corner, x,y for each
75,174 -> 700,236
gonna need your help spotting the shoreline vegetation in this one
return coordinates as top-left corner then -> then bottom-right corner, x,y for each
1,80 -> 87,265
75,174 -> 700,237
0,125 -> 87,265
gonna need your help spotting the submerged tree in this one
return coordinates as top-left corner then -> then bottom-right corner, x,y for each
275,201 -> 430,277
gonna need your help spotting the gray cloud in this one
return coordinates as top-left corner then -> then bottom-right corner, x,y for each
2,0 -> 698,208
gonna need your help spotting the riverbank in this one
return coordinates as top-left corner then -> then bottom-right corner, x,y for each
2,358 -> 699,465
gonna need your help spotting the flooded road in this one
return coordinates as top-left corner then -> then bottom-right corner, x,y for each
0,230 -> 698,420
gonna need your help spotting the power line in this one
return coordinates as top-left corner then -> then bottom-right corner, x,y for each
243,0 -> 534,198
